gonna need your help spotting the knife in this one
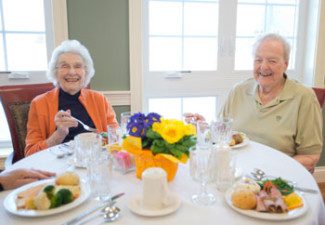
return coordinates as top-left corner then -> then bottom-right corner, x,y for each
62,192 -> 125,225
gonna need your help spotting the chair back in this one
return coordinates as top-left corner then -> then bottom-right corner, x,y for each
312,87 -> 325,108
0,83 -> 54,163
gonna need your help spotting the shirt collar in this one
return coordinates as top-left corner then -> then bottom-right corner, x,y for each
246,74 -> 295,101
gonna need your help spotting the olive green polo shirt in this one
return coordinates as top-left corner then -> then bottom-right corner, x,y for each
220,78 -> 322,156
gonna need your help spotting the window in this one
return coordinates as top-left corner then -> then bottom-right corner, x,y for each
0,0 -> 54,72
140,0 -> 308,120
0,0 -> 66,150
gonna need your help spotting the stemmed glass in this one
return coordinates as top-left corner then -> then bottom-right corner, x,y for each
190,145 -> 215,205
210,117 -> 236,192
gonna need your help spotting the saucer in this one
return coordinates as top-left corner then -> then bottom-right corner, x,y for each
128,194 -> 181,217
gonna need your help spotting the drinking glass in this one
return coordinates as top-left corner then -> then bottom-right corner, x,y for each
210,117 -> 236,192
210,117 -> 233,146
196,121 -> 212,147
190,145 -> 215,205
120,111 -> 131,135
87,142 -> 113,202
74,133 -> 101,168
107,125 -> 119,144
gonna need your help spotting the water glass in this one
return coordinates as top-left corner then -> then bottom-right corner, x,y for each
88,147 -> 113,201
107,125 -> 119,144
210,145 -> 236,192
211,117 -> 233,146
190,145 -> 215,205
120,111 -> 131,135
196,121 -> 212,147
74,133 -> 101,168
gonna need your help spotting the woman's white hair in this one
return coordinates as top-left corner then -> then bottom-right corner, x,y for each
46,40 -> 95,87
252,33 -> 291,62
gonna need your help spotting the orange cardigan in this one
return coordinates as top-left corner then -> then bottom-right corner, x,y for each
25,88 -> 118,156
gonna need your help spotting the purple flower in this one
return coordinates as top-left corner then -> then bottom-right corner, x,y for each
126,112 -> 161,138
127,112 -> 146,137
127,120 -> 144,137
146,112 -> 161,127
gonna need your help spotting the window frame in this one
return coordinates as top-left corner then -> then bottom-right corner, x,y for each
0,0 -> 68,150
129,0 -> 325,114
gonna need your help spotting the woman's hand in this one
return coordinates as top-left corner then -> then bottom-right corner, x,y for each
54,109 -> 78,136
183,112 -> 205,124
46,110 -> 78,147
0,169 -> 55,190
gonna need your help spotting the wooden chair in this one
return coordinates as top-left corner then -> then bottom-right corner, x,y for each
0,83 -> 54,165
312,87 -> 325,108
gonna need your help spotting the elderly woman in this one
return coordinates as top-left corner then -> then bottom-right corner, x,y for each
25,40 -> 118,156
187,34 -> 323,172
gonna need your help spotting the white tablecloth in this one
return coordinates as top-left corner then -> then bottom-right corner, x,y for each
1,141 -> 324,225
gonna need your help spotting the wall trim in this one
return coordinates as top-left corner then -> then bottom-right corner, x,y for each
129,0 -> 143,112
314,166 -> 325,183
52,0 -> 69,46
102,91 -> 131,106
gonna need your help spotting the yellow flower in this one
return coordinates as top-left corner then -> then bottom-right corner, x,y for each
152,119 -> 186,144
184,123 -> 196,136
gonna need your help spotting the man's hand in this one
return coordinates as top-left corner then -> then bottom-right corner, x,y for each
0,169 -> 55,190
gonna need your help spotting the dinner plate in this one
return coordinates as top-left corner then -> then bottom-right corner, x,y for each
225,189 -> 308,221
128,194 -> 181,217
230,132 -> 249,149
3,178 -> 90,217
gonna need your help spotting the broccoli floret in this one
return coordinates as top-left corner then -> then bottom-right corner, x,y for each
50,192 -> 63,208
43,185 -> 55,199
57,188 -> 73,204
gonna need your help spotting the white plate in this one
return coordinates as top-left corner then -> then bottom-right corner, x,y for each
225,189 -> 308,221
3,178 -> 90,217
230,132 -> 249,149
128,194 -> 181,217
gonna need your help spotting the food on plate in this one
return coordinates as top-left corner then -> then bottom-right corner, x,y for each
233,177 -> 261,194
258,177 -> 294,196
231,177 -> 303,213
34,191 -> 51,210
229,133 -> 245,146
283,192 -> 303,210
55,171 -> 80,186
16,172 -> 80,210
255,181 -> 288,213
231,189 -> 257,209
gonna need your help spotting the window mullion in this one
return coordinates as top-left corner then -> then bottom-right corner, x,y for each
218,0 -> 237,74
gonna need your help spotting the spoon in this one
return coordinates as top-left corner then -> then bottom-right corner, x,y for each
78,204 -> 121,224
250,168 -> 266,181
103,205 -> 121,223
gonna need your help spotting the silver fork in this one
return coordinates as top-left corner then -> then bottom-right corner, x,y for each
252,168 -> 318,194
72,116 -> 97,132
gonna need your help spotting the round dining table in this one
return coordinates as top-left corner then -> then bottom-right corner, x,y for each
1,140 -> 324,225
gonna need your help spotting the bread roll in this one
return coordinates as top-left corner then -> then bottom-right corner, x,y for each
231,189 -> 257,210
55,172 -> 80,186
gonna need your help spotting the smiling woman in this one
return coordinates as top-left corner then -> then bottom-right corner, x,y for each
24,40 -> 119,156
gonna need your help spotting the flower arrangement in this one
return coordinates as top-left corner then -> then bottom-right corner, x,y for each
122,112 -> 196,180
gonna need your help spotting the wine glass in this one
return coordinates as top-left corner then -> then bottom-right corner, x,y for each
190,145 -> 215,205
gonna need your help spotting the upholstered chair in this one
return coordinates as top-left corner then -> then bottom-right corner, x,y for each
0,83 -> 54,165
